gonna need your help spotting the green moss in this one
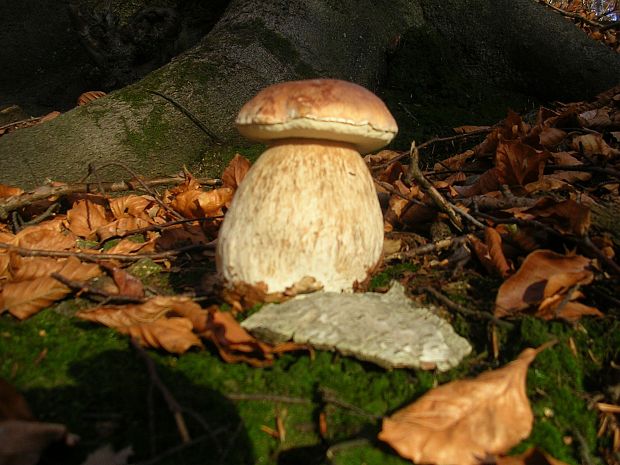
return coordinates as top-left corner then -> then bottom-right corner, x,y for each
369,263 -> 419,290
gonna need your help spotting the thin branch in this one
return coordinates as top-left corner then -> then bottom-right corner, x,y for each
538,0 -> 606,28
545,163 -> 620,179
0,175 -> 221,220
421,285 -> 513,329
319,387 -> 382,421
131,338 -> 192,443
226,393 -> 312,405
148,89 -> 221,143
51,272 -> 146,304
385,236 -> 468,261
0,242 -> 214,262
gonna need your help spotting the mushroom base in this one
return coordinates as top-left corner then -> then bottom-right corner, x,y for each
216,140 -> 384,293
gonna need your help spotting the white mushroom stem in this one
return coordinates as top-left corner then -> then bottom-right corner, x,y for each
216,139 -> 384,293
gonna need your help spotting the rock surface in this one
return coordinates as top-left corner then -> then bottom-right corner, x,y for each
241,283 -> 471,371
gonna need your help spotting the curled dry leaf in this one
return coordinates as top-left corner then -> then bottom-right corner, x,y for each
66,199 -> 110,238
453,167 -> 501,197
16,219 -> 77,251
2,256 -> 101,319
120,317 -> 203,354
495,140 -> 548,187
77,90 -> 106,106
0,184 -> 24,198
379,344 -> 553,465
221,153 -> 251,189
470,227 -> 511,278
96,217 -> 152,241
170,187 -> 234,219
516,198 -> 591,236
76,295 -> 202,327
572,134 -> 620,158
495,250 -> 602,321
109,195 -> 152,220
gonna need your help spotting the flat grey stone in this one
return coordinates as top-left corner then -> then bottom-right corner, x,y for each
241,282 -> 471,371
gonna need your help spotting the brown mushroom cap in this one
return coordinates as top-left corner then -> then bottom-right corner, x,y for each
236,79 -> 398,154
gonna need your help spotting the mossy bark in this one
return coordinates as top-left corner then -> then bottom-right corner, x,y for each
1,0 -> 618,189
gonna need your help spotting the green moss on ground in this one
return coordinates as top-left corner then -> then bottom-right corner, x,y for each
0,263 -> 616,465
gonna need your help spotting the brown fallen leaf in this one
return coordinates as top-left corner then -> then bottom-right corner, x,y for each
119,317 -> 203,354
572,133 -> 620,158
96,217 -> 152,241
76,295 -> 201,327
2,257 -> 101,319
379,344 -> 554,465
77,90 -> 107,106
0,184 -> 24,198
170,187 -> 233,219
109,195 -> 153,220
515,198 -> 591,236
16,218 -> 77,251
495,250 -> 602,321
66,199 -> 110,239
496,447 -> 570,465
470,227 -> 512,278
108,266 -> 145,298
221,153 -> 251,189
495,140 -> 549,187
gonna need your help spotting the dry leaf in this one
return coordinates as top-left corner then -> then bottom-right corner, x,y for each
77,91 -> 107,106
470,228 -> 511,277
170,187 -> 233,219
518,199 -> 591,236
119,317 -> 203,354
109,195 -> 152,220
453,125 -> 490,134
221,154 -> 251,189
495,250 -> 601,321
379,344 -> 552,465
16,219 -> 77,251
109,267 -> 145,298
3,257 -> 101,319
0,184 -> 24,198
495,140 -> 548,187
96,217 -> 151,241
572,134 -> 620,158
76,295 -> 198,327
66,199 -> 110,238
453,168 -> 501,197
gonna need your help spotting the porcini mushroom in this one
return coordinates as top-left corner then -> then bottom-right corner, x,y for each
217,79 -> 398,294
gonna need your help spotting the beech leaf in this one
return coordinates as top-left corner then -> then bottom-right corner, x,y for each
221,153 -> 251,189
119,317 -> 203,354
379,344 -> 553,465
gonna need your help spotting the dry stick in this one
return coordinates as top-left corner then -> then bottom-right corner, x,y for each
20,202 -> 60,227
385,235 -> 468,261
422,285 -> 513,329
373,179 -> 425,206
51,272 -> 146,304
130,338 -> 191,443
406,142 -> 486,231
537,0 -> 606,28
545,163 -> 620,180
0,242 -> 214,262
132,435 -> 211,465
147,89 -> 221,143
474,211 -> 620,276
0,175 -> 221,220
86,161 -> 186,220
226,393 -> 312,405
319,387 -> 382,421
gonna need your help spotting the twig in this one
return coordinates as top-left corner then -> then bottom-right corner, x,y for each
226,393 -> 312,405
0,175 -> 220,220
573,430 -> 596,465
385,236 -> 468,261
546,163 -> 620,180
422,285 -> 513,329
406,142 -> 463,231
373,180 -> 425,206
85,161 -> 185,220
537,0 -> 606,28
20,202 -> 60,227
131,338 -> 191,443
132,435 -> 211,465
326,438 -> 371,460
51,272 -> 146,304
319,387 -> 382,421
148,89 -> 221,143
0,242 -> 214,262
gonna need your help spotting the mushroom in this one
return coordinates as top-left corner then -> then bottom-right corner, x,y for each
216,79 -> 398,294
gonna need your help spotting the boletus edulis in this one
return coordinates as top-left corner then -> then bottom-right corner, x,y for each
216,79 -> 398,294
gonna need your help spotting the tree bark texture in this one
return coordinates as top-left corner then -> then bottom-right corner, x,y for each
0,0 -> 618,189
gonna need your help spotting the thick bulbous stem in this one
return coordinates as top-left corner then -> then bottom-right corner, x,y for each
216,139 -> 384,292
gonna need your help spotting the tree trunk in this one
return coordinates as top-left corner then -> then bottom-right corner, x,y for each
1,0 -> 618,189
